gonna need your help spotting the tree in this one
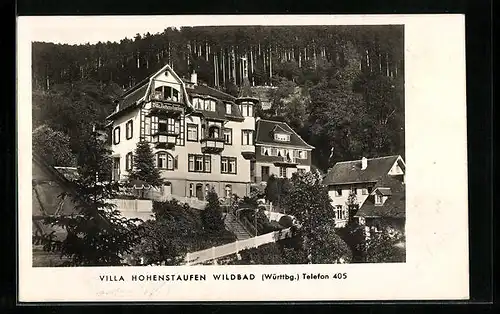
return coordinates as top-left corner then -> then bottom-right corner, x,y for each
32,125 -> 77,167
346,190 -> 359,222
129,200 -> 200,265
202,188 -> 224,233
128,140 -> 163,187
281,171 -> 352,263
360,230 -> 405,263
38,132 -> 143,266
264,175 -> 292,210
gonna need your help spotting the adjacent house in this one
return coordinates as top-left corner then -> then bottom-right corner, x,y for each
105,64 -> 259,201
323,155 -> 405,228
253,118 -> 314,183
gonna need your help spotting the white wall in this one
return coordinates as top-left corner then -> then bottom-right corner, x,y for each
111,109 -> 141,180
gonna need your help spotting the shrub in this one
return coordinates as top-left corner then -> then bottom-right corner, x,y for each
278,216 -> 294,228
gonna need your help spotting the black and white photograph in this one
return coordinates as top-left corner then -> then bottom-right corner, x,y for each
31,23 -> 405,267
18,15 -> 468,302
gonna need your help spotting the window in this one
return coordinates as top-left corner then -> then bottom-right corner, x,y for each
351,187 -> 357,195
271,148 -> 277,156
223,128 -> 232,145
125,152 -> 133,171
279,167 -> 287,178
225,103 -> 232,114
204,99 -> 211,111
188,154 -> 211,173
125,120 -> 133,139
261,166 -> 270,181
193,98 -> 202,110
205,184 -> 211,198
261,147 -> 269,156
240,103 -> 253,117
187,124 -> 198,141
156,152 -> 175,170
242,130 -> 253,145
221,157 -> 237,174
113,127 -> 120,144
274,133 -> 290,142
208,126 -> 220,139
155,86 -> 179,102
361,188 -> 368,195
225,185 -> 232,198
335,189 -> 343,197
294,150 -> 307,159
335,205 -> 344,220
375,194 -> 383,205
189,183 -> 194,197
298,168 -> 306,174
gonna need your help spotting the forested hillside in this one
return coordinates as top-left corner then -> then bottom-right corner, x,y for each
32,25 -> 404,170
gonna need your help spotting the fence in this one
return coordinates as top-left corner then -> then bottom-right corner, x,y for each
107,199 -> 153,212
184,227 -> 293,265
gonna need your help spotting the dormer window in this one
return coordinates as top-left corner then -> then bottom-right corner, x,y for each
274,133 -> 290,142
192,98 -> 202,110
226,103 -> 232,114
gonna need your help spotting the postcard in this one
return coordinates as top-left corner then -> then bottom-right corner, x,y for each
18,14 -> 468,302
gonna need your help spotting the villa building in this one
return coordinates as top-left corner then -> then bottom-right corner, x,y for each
105,64 -> 259,201
323,155 -> 405,228
252,118 -> 314,183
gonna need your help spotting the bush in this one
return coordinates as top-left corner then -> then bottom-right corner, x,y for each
278,216 -> 294,228
228,243 -> 284,265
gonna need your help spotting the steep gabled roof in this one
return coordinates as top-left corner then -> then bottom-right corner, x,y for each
106,64 -> 191,121
323,155 -> 401,185
255,119 -> 314,149
355,177 -> 405,218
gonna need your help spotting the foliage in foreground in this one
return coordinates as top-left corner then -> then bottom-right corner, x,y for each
129,199 -> 236,265
36,134 -> 143,266
278,171 -> 353,264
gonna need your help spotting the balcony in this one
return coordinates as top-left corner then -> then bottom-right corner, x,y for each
200,137 -> 225,154
148,100 -> 184,118
273,156 -> 298,167
241,145 -> 255,160
152,130 -> 179,149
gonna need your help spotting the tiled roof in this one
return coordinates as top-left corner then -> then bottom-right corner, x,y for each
323,156 -> 401,185
355,177 -> 405,218
255,119 -> 314,149
187,84 -> 236,102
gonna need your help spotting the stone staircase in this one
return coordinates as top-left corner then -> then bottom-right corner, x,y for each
224,212 -> 253,240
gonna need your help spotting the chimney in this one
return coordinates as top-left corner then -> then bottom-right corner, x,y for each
361,157 -> 368,170
190,70 -> 197,85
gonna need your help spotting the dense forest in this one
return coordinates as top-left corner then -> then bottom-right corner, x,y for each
32,25 -> 404,171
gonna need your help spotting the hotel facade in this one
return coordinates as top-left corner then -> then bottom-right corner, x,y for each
106,64 -> 314,201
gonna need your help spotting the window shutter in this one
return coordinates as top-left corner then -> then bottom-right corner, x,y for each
174,156 -> 178,169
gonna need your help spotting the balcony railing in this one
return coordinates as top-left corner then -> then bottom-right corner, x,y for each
273,156 -> 298,167
241,145 -> 256,160
152,130 -> 179,149
200,137 -> 225,154
148,100 -> 184,118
